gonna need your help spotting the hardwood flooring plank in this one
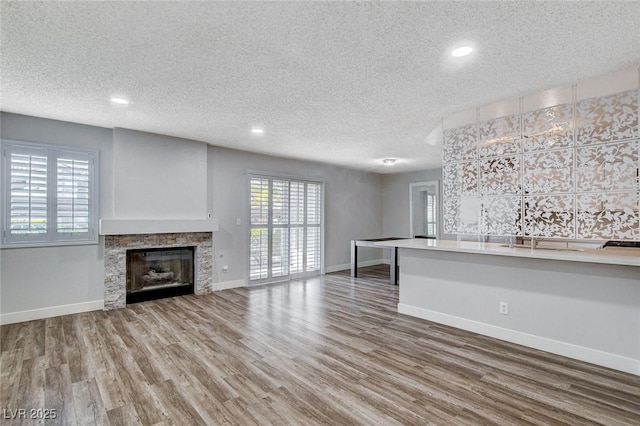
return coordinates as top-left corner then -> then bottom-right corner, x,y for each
0,347 -> 23,409
71,378 -> 109,426
151,379 -> 207,426
14,356 -> 45,416
1,266 -> 638,425
61,315 -> 90,383
106,404 -> 144,426
44,364 -> 77,426
44,317 -> 67,369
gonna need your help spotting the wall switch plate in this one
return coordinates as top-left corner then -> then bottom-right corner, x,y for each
499,302 -> 509,315
236,218 -> 241,226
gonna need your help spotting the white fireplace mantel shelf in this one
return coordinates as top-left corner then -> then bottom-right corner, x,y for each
99,219 -> 219,235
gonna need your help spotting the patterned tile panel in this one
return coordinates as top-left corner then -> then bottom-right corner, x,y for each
479,156 -> 521,196
442,89 -> 639,240
575,90 -> 639,145
576,191 -> 639,240
443,197 -> 459,234
443,161 -> 478,198
523,148 -> 574,194
443,124 -> 477,163
479,114 -> 521,158
523,194 -> 575,238
576,140 -> 639,192
522,104 -> 574,152
482,196 -> 522,236
443,197 -> 480,235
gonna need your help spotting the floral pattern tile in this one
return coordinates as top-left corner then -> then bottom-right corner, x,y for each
576,140 -> 639,192
479,114 -> 521,158
443,197 -> 480,235
576,192 -> 639,240
443,124 -> 477,163
522,104 -> 574,152
443,161 -> 478,198
575,89 -> 639,145
523,195 -> 575,238
481,196 -> 522,236
442,90 -> 639,241
443,197 -> 460,234
523,148 -> 574,194
479,156 -> 521,196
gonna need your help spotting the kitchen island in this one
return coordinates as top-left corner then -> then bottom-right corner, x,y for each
376,239 -> 640,375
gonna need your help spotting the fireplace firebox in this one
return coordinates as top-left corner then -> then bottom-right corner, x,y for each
126,246 -> 195,304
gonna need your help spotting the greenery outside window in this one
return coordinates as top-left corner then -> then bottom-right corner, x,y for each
1,139 -> 99,247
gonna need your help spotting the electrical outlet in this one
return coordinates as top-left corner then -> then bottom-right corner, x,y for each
222,265 -> 229,273
499,302 -> 509,315
236,217 -> 241,226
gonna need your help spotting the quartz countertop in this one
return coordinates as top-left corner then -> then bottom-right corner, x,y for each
374,239 -> 640,267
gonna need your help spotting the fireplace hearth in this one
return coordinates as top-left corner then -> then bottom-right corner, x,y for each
126,246 -> 195,304
104,232 -> 213,310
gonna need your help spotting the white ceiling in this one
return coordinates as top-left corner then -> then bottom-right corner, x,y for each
2,1 -> 640,173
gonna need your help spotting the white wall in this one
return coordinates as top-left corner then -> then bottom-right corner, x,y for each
0,113 -> 113,321
207,146 -> 384,284
112,128 -> 208,219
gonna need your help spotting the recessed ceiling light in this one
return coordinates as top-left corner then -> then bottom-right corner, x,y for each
451,46 -> 473,57
251,127 -> 264,135
382,158 -> 397,166
110,97 -> 129,105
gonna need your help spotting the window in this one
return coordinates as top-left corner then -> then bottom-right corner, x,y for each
249,175 -> 323,283
410,181 -> 439,239
424,192 -> 437,237
1,140 -> 99,247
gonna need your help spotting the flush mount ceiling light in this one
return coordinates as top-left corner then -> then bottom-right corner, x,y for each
382,158 -> 397,166
110,96 -> 129,105
451,46 -> 473,57
251,127 -> 264,135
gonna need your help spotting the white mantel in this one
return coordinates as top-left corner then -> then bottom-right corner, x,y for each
99,219 -> 219,235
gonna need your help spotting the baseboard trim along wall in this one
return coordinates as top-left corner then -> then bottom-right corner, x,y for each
325,259 -> 385,274
397,303 -> 640,376
211,279 -> 246,291
0,300 -> 104,325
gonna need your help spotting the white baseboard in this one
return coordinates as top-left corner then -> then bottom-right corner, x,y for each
398,303 -> 640,376
0,300 -> 104,325
325,259 -> 385,274
212,279 -> 246,291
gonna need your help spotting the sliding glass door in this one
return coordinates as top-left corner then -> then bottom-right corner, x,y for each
249,175 -> 322,284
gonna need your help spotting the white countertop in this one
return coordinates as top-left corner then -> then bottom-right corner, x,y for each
375,239 -> 640,267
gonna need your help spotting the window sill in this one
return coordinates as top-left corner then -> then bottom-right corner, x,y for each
0,238 -> 100,249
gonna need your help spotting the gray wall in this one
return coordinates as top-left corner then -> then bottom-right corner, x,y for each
208,146 -> 384,283
112,128 -> 208,219
1,112 -> 387,318
0,113 -> 113,314
382,169 -> 453,240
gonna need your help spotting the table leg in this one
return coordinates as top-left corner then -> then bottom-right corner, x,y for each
390,246 -> 398,285
351,240 -> 358,277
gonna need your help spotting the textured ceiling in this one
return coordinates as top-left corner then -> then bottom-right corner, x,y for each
2,1 -> 640,173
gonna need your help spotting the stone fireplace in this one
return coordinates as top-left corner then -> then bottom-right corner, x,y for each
103,232 -> 213,310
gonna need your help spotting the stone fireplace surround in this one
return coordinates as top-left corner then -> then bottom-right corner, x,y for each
104,232 -> 213,310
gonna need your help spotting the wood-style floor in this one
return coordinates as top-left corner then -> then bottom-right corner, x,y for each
1,265 -> 639,425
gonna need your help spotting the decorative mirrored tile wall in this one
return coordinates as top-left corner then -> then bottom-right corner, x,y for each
443,89 -> 639,240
